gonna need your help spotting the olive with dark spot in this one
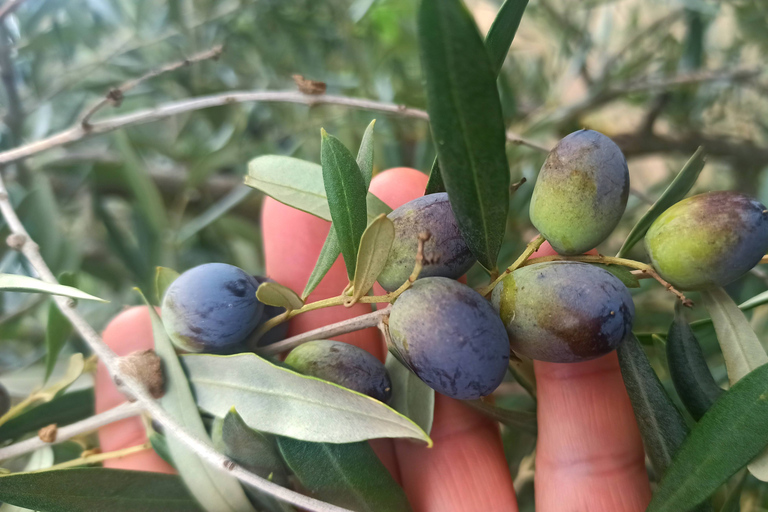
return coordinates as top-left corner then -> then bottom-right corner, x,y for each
645,191 -> 768,290
377,193 -> 475,292
285,340 -> 392,403
162,263 -> 263,352
0,382 -> 9,417
530,129 -> 629,255
388,277 -> 509,400
491,261 -> 634,363
252,276 -> 290,346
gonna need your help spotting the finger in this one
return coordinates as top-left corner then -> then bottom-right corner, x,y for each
367,168 -> 518,512
95,306 -> 175,473
262,177 -> 399,476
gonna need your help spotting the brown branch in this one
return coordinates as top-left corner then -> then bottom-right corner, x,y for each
80,45 -> 224,127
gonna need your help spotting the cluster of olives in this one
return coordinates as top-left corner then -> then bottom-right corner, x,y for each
162,128 -> 768,403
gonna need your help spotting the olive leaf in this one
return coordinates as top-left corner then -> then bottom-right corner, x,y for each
349,215 -> 395,303
180,353 -> 432,445
700,287 -> 768,481
0,273 -> 107,302
647,362 -> 768,512
0,389 -> 93,443
0,469 -> 203,512
667,302 -> 723,421
418,0 -> 511,271
176,186 -> 253,244
256,281 -> 304,311
385,352 -> 434,435
303,121 -> 379,299
155,266 -> 180,305
617,334 -> 689,476
245,156 -> 390,224
424,0 -> 530,196
139,290 -> 256,512
320,129 -> 369,279
617,147 -> 705,258
277,437 -> 412,512
44,272 -> 77,383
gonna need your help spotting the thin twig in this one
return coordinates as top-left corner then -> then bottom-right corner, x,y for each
256,306 -> 391,357
0,172 -> 352,512
0,90 -> 543,166
80,45 -> 224,127
41,442 -> 152,471
0,0 -> 28,22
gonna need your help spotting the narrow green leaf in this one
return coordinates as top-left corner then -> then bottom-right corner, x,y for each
357,120 -> 376,188
718,470 -> 747,512
155,266 -> 180,305
617,334 -> 689,476
484,0 -> 530,75
700,287 -> 768,480
43,273 -> 76,383
0,274 -> 107,302
465,400 -> 537,435
590,263 -> 641,288
148,429 -> 175,468
617,147 -> 706,258
350,215 -> 395,302
667,302 -> 724,421
0,468 -> 203,512
176,186 -> 252,244
256,282 -> 304,311
647,362 -> 768,512
303,123 -> 380,299
38,354 -> 85,402
320,130 -> 369,279
419,0 -> 511,270
180,353 -> 432,446
424,159 -> 445,195
508,355 -> 537,399
385,353 -> 434,435
277,437 -> 413,512
302,227 -> 342,300
140,291 -> 256,512
0,389 -> 93,443
245,156 -> 390,223
213,410 -> 294,512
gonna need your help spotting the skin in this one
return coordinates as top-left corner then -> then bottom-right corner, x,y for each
96,166 -> 650,511
645,191 -> 768,290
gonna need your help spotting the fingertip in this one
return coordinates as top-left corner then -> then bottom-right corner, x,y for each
370,167 -> 429,208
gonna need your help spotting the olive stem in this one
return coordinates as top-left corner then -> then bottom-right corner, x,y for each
256,306 -> 391,357
480,235 -> 546,296
40,442 -> 152,472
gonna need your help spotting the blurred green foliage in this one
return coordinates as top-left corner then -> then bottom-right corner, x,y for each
1,0 -> 768,508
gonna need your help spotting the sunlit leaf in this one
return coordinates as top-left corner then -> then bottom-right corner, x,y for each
0,273 -> 107,302
256,281 -> 304,311
357,120 -> 376,188
180,353 -> 432,445
349,215 -> 395,302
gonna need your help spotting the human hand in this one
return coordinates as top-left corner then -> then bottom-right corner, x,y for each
96,167 -> 652,511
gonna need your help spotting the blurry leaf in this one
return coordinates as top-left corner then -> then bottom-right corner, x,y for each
617,147 -> 705,258
302,227 -> 342,300
176,186 -> 252,244
465,400 -> 537,434
0,389 -> 93,443
140,290 -> 256,512
718,470 -> 746,512
44,273 -> 76,383
701,287 -> 768,480
0,469 -> 203,511
356,120 -> 376,188
0,447 -> 55,511
213,410 -> 294,512
485,0 -> 530,75
180,353 -> 432,445
303,123 -> 380,300
350,215 -> 395,302
15,174 -> 63,272
424,159 -> 445,195
385,353 -> 434,435
419,0 -> 510,270
590,263 -> 640,288
320,130 -> 369,279
245,156 -> 390,223
667,302 -> 724,421
155,267 -> 180,305
647,362 -> 768,512
0,274 -> 106,302
277,437 -> 412,512
148,429 -> 174,468
617,334 -> 689,476
256,282 -> 304,311
509,355 -> 537,399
